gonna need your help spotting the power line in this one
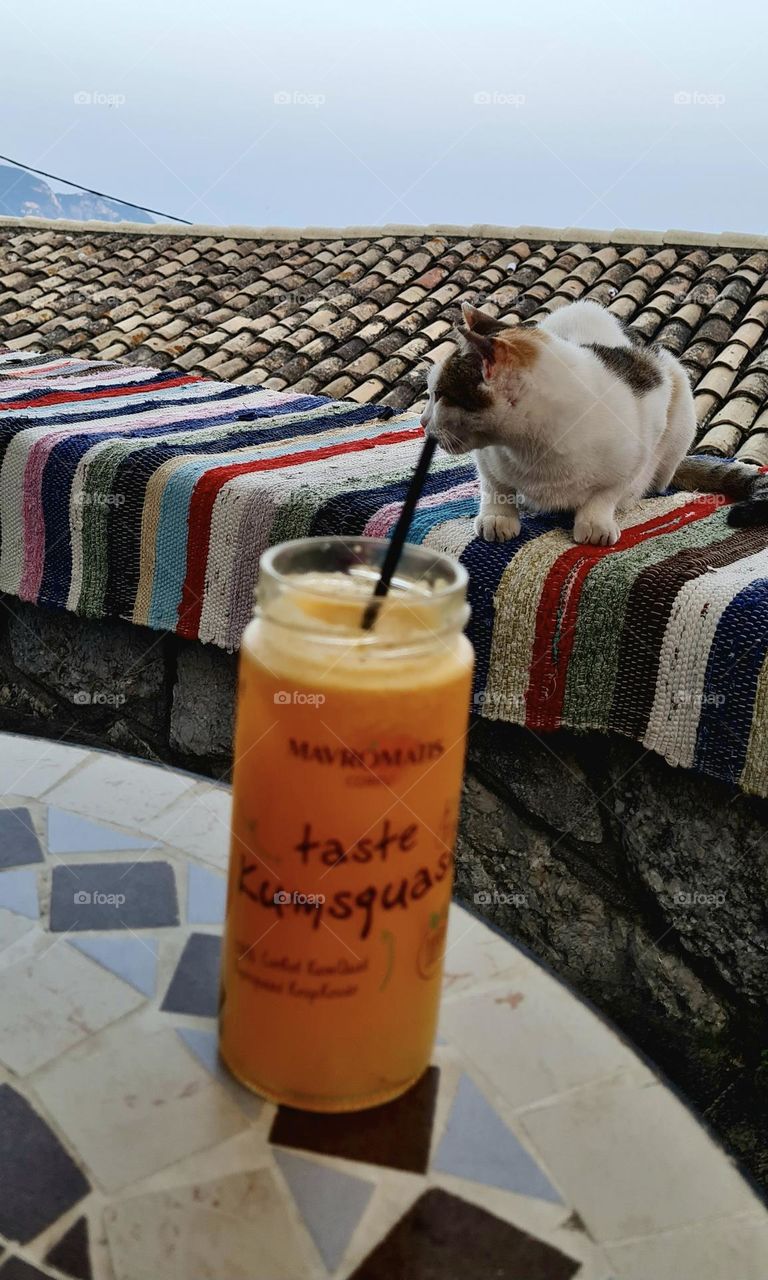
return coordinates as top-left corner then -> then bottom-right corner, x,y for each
0,153 -> 193,225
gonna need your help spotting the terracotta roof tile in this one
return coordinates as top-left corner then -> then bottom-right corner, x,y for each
346,376 -> 385,403
4,219 -> 768,454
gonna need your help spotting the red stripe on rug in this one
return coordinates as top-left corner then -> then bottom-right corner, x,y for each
176,424 -> 424,637
0,373 -> 200,410
524,497 -> 727,730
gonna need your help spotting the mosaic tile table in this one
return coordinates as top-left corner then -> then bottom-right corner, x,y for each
0,733 -> 766,1280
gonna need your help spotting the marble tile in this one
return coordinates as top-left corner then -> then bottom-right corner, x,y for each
35,1023 -> 246,1193
519,1075 -> 760,1243
161,932 -> 222,1017
348,1188 -> 580,1279
104,1168 -> 312,1280
270,1066 -> 440,1175
47,806 -> 156,855
186,862 -> 226,925
0,942 -> 144,1075
0,1083 -> 89,1244
50,861 -> 178,932
44,1215 -> 93,1280
605,1215 -> 768,1279
141,784 -> 232,869
45,754 -> 194,829
0,808 -> 44,868
0,735 -> 87,800
0,868 -> 39,919
439,975 -> 644,1110
433,1073 -> 562,1203
274,1148 -> 374,1272
69,936 -> 158,998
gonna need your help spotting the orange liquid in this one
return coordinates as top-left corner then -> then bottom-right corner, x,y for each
219,583 -> 473,1111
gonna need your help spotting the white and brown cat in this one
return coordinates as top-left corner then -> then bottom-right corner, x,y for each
421,299 -> 764,544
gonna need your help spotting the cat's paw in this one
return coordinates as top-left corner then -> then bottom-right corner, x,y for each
475,509 -> 521,542
573,513 -> 621,547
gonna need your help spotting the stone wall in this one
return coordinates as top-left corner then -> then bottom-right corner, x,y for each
0,595 -> 766,1187
0,597 -> 236,777
457,719 -> 768,1189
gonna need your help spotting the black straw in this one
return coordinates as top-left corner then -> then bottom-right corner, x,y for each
361,435 -> 438,630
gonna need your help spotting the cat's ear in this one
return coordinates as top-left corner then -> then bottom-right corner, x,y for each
456,323 -> 541,383
455,325 -> 500,379
461,302 -> 487,330
461,302 -> 508,335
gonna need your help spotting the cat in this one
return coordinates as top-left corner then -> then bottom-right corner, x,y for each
420,299 -> 766,544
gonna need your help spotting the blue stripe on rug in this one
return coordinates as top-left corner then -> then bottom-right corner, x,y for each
310,465 -> 476,538
694,575 -> 768,783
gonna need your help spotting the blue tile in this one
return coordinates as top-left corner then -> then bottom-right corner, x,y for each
0,1258 -> 53,1279
0,1083 -> 89,1244
270,1067 -> 439,1175
69,936 -> 158,997
176,1025 -> 222,1074
187,863 -> 226,925
50,862 -> 178,932
0,809 -> 44,869
176,1027 -> 261,1117
161,932 -> 221,1017
44,1215 -> 92,1280
47,807 -> 156,855
274,1149 -> 373,1271
0,869 -> 39,920
433,1074 -> 562,1204
346,1188 -> 579,1279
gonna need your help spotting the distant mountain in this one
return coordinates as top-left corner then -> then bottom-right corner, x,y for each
0,164 -> 154,224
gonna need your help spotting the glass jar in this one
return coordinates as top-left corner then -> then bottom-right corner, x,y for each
219,536 -> 474,1111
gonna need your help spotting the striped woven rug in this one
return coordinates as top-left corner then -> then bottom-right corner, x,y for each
1,347 -> 767,798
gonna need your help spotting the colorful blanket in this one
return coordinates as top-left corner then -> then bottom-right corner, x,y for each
1,348 -> 767,798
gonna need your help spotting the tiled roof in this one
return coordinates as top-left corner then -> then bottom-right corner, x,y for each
3,217 -> 768,463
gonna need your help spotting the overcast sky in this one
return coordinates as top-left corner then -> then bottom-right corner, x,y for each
3,0 -> 767,233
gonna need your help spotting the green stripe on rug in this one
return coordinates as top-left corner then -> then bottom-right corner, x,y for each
563,507 -> 736,729
741,648 -> 768,794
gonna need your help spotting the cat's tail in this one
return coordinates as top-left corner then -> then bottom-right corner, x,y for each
671,455 -> 768,526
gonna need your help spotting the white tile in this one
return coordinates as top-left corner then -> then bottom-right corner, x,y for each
439,973 -> 642,1110
45,753 -> 195,829
0,733 -> 88,799
0,924 -> 46,975
0,904 -> 35,952
36,1022 -> 247,1192
605,1215 -> 768,1279
519,1075 -> 761,1243
104,1167 -> 315,1280
140,784 -> 232,869
0,940 -> 144,1074
441,905 -> 531,997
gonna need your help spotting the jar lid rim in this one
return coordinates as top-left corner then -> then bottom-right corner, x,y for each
259,536 -> 469,603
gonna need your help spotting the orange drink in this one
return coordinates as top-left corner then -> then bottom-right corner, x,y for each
219,536 -> 474,1111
